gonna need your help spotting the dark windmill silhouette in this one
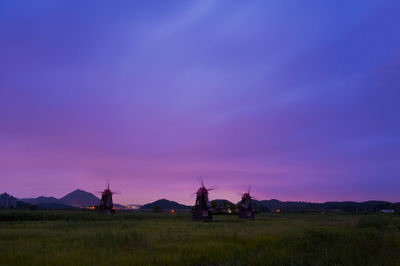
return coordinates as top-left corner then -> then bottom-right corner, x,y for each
239,187 -> 255,220
192,178 -> 213,220
96,184 -> 117,214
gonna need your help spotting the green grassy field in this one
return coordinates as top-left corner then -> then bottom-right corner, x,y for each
1,211 -> 400,265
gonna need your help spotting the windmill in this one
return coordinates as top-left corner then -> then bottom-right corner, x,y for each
96,183 -> 118,214
192,177 -> 213,220
239,186 -> 255,220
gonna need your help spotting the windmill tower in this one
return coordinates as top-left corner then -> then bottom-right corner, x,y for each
239,187 -> 255,220
97,184 -> 115,214
192,178 -> 213,220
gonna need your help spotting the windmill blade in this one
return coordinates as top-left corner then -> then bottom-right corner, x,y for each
106,180 -> 111,189
197,176 -> 205,188
207,187 -> 217,192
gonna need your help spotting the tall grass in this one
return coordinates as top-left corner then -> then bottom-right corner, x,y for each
0,211 -> 399,265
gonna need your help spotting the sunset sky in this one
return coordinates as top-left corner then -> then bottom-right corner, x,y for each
1,1 -> 400,205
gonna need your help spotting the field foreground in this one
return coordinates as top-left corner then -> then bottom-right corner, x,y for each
1,211 -> 400,265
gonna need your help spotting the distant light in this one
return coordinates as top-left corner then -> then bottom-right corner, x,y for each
380,209 -> 395,213
171,209 -> 175,214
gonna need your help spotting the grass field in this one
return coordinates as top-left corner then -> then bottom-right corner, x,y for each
1,211 -> 400,265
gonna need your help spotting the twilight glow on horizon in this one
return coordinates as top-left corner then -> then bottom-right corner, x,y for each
1,1 -> 400,205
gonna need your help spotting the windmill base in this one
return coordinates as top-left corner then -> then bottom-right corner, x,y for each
192,209 -> 213,220
95,206 -> 115,214
239,210 -> 255,220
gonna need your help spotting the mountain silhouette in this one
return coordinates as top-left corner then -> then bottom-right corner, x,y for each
59,189 -> 100,207
241,199 -> 400,213
20,196 -> 59,205
19,189 -> 100,209
140,199 -> 191,210
17,190 -> 400,212
210,199 -> 234,207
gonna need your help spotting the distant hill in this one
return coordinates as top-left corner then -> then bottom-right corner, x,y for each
240,199 -> 400,213
19,189 -> 102,209
20,196 -> 59,205
59,189 -> 100,207
210,199 -> 234,207
140,199 -> 191,210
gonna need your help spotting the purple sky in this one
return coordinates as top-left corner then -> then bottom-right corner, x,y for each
1,1 -> 400,205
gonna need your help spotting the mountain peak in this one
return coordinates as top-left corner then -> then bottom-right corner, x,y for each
70,189 -> 87,194
157,199 -> 170,202
59,189 -> 100,207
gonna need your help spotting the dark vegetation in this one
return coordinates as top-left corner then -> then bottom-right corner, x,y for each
211,199 -> 241,214
1,210 -> 399,265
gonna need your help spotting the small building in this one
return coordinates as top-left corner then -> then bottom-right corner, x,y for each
0,193 -> 17,209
